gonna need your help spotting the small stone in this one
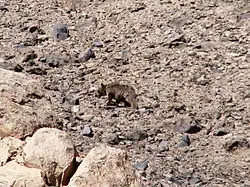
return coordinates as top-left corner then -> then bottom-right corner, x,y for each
92,41 -> 103,48
175,118 -> 202,134
102,133 -> 120,145
178,135 -> 191,147
196,75 -> 210,85
39,57 -> 46,62
124,140 -> 133,146
81,125 -> 93,137
213,128 -> 229,136
133,160 -> 148,171
71,106 -> 79,114
29,25 -> 38,33
26,67 -> 46,75
158,140 -> 169,152
36,35 -> 49,42
189,176 -> 202,185
52,23 -> 69,41
78,48 -> 96,62
12,43 -> 26,49
76,157 -> 84,165
22,50 -> 37,63
77,114 -> 94,122
63,93 -> 80,106
13,64 -> 24,72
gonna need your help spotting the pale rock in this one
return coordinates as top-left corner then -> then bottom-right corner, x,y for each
0,161 -> 44,187
67,144 -> 141,187
23,128 -> 77,186
0,136 -> 24,166
0,68 -> 59,139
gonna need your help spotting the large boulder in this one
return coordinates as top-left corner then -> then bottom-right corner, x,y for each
0,136 -> 24,166
23,128 -> 77,186
0,68 -> 60,139
0,161 -> 44,187
67,145 -> 141,187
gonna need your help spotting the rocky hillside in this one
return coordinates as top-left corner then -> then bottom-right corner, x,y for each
0,0 -> 249,186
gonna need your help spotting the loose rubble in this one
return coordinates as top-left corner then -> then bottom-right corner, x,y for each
0,0 -> 249,186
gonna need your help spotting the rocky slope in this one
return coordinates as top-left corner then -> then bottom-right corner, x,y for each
0,0 -> 249,186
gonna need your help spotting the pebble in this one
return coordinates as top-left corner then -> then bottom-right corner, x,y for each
133,160 -> 148,171
52,23 -> 69,41
71,105 -> 80,113
26,67 -> 46,75
78,48 -> 96,62
81,125 -> 93,137
158,140 -> 169,152
13,64 -> 23,72
189,176 -> 202,186
92,41 -> 103,48
22,50 -> 37,63
213,128 -> 229,136
178,135 -> 191,147
63,93 -> 80,106
12,43 -> 26,49
196,75 -> 210,86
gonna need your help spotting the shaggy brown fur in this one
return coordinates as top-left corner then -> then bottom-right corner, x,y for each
97,82 -> 138,109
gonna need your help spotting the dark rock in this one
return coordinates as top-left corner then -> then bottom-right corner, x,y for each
125,130 -> 148,141
13,64 -> 24,72
175,118 -> 202,134
133,160 -> 148,171
129,2 -> 146,13
178,135 -> 190,147
22,50 -> 37,63
167,175 -> 186,185
102,133 -> 120,145
52,23 -> 69,41
81,125 -> 93,137
29,25 -> 38,33
26,67 -> 46,75
213,128 -> 229,136
78,48 -> 96,62
224,136 -> 250,151
168,34 -> 187,48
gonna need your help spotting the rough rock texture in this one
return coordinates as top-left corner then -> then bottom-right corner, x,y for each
0,68 -> 61,139
0,161 -> 44,187
67,145 -> 140,187
0,136 -> 24,166
23,128 -> 77,186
